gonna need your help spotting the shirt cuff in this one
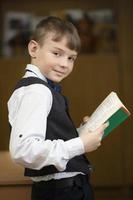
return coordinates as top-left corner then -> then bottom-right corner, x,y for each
65,137 -> 85,160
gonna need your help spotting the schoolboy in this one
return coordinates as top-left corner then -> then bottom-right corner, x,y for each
8,16 -> 108,200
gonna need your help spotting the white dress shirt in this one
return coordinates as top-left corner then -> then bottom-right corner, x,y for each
8,64 -> 85,181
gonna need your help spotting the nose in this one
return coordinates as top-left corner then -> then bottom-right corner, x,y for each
60,57 -> 69,69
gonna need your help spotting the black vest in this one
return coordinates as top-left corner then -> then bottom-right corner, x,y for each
14,77 -> 90,177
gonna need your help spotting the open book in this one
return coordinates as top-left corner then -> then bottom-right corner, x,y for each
79,92 -> 131,139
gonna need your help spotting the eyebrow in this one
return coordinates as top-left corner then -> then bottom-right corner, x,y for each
53,47 -> 77,57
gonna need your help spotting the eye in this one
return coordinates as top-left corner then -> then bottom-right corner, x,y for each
53,52 -> 60,57
68,56 -> 76,62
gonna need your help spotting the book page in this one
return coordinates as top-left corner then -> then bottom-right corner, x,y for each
83,92 -> 123,131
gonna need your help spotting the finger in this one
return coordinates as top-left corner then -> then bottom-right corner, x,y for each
101,121 -> 109,130
104,121 -> 109,128
96,122 -> 109,135
82,116 -> 90,124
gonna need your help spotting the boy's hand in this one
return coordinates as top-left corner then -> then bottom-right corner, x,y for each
79,122 -> 109,153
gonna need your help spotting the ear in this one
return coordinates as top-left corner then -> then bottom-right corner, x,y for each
28,40 -> 39,58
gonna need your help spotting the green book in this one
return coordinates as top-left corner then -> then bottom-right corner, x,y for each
78,92 -> 130,138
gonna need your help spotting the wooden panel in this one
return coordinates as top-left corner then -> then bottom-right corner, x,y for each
0,151 -> 31,184
0,151 -> 31,200
1,0 -> 117,14
0,186 -> 31,200
0,58 -> 28,150
117,0 -> 133,185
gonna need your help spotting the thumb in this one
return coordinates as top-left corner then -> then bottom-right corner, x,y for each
82,116 -> 90,124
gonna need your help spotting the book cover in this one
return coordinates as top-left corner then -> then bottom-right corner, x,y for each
103,107 -> 130,138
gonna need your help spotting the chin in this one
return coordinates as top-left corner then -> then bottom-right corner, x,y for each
53,76 -> 64,83
54,78 -> 62,83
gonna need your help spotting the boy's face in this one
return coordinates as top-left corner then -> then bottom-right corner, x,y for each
28,33 -> 78,83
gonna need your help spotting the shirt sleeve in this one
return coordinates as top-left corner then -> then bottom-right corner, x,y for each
8,84 -> 85,171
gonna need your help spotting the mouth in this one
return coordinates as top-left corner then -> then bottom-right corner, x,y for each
53,70 -> 66,76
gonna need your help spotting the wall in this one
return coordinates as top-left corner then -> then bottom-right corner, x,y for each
117,0 -> 133,187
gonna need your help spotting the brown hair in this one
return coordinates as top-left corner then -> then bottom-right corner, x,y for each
31,16 -> 81,53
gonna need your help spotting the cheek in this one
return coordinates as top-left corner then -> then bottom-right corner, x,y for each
44,64 -> 55,75
64,65 -> 73,78
68,65 -> 74,73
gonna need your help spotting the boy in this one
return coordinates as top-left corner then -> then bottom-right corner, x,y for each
8,16 -> 108,200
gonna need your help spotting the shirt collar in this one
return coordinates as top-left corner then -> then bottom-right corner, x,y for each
25,64 -> 47,82
25,64 -> 61,93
